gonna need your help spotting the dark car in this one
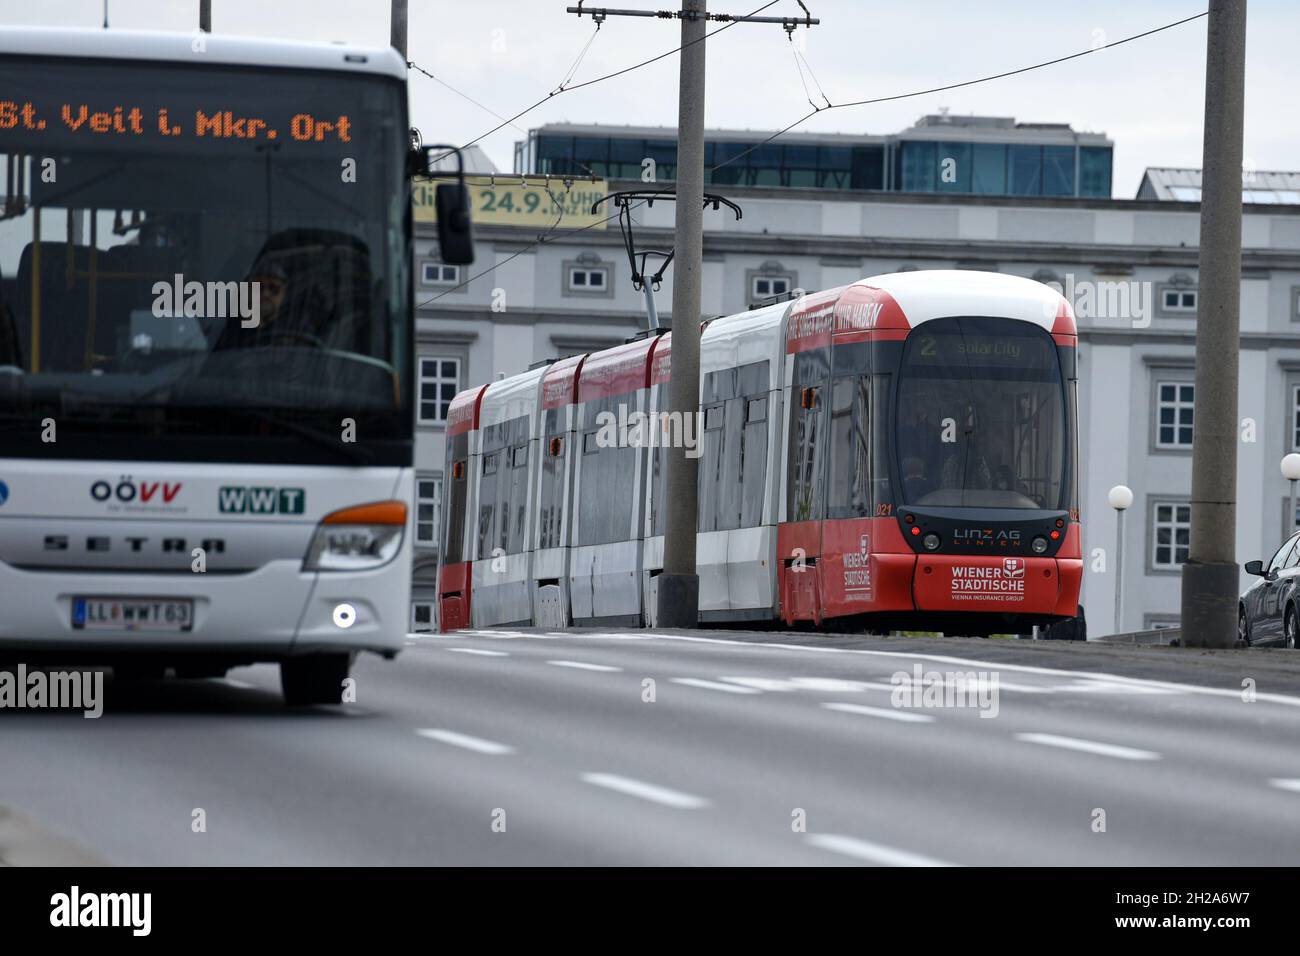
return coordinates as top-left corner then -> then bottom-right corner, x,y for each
1240,531 -> 1300,647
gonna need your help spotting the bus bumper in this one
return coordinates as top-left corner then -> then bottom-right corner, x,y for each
0,558 -> 409,657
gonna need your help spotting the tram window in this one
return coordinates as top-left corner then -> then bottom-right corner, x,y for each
651,444 -> 666,536
577,397 -> 637,546
698,399 -> 733,531
872,375 -> 893,508
476,415 -> 530,558
787,350 -> 829,523
828,375 -> 873,518
895,317 -> 1065,509
442,433 -> 470,565
538,410 -> 566,551
739,393 -> 769,528
699,362 -> 769,533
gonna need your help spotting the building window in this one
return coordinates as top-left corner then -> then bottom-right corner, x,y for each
411,602 -> 434,632
1161,288 -> 1197,312
1152,501 -> 1191,569
416,475 -> 442,547
753,275 -> 790,298
1291,286 -> 1300,322
751,274 -> 791,299
1280,496 -> 1300,533
422,262 -> 460,286
568,265 -> 608,291
1155,381 -> 1194,448
419,357 -> 460,424
564,253 -> 613,297
1293,385 -> 1300,450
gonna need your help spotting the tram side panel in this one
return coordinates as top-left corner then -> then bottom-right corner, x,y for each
569,339 -> 657,626
532,354 -> 586,629
438,385 -> 487,632
640,338 -> 670,626
698,356 -> 784,621
471,368 -> 546,628
776,340 -> 831,625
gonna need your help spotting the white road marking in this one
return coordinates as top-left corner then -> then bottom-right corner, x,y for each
1052,679 -> 1179,695
217,678 -> 256,690
439,627 -> 1300,709
445,647 -> 509,657
545,631 -> 650,640
620,633 -> 1300,709
1269,778 -> 1300,794
580,773 -> 710,809
670,677 -> 762,695
822,702 -> 936,723
806,833 -> 958,867
547,660 -> 623,672
416,729 -> 516,756
716,676 -> 803,692
1015,732 -> 1160,761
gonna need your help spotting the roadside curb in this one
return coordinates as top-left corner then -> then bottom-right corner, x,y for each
0,804 -> 105,867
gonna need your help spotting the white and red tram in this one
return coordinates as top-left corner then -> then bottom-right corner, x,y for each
438,270 -> 1083,636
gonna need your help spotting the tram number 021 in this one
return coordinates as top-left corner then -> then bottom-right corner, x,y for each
876,504 -> 892,517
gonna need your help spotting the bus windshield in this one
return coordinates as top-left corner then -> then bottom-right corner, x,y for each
895,316 -> 1067,510
0,55 -> 410,464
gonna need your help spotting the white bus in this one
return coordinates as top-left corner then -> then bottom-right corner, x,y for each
0,27 -> 469,703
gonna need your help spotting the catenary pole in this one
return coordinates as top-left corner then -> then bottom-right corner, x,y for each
1180,0 -> 1246,648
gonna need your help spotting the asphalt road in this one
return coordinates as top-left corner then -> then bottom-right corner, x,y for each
4,628 -> 1300,866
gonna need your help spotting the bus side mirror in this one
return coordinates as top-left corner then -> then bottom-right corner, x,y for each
1245,560 -> 1264,576
435,182 -> 474,266
409,142 -> 475,266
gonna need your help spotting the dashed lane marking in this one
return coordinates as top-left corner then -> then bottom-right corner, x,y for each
670,677 -> 762,695
547,660 -> 623,673
415,729 -> 516,756
580,773 -> 710,809
806,833 -> 958,867
1014,732 -> 1160,761
822,702 -> 936,723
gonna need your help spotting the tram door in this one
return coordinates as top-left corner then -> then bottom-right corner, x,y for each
781,346 -> 830,623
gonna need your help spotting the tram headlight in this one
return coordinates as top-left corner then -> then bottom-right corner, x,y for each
304,500 -> 407,571
1031,536 -> 1049,555
922,533 -> 941,551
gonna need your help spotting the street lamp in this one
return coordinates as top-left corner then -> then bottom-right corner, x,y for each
1108,484 -> 1134,634
1282,454 -> 1300,541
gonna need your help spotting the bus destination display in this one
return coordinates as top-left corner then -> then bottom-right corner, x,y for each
0,99 -> 354,144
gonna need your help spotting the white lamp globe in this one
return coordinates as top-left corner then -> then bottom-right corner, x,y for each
1108,484 -> 1134,511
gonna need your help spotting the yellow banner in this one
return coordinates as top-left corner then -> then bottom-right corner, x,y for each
413,177 -> 608,230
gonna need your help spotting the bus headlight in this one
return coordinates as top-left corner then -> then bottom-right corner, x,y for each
1031,536 -> 1049,554
303,501 -> 407,571
922,533 -> 941,551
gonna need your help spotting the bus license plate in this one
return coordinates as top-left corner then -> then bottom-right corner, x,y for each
72,598 -> 194,632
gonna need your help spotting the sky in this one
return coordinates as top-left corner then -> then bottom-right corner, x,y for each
1,0 -> 1295,197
